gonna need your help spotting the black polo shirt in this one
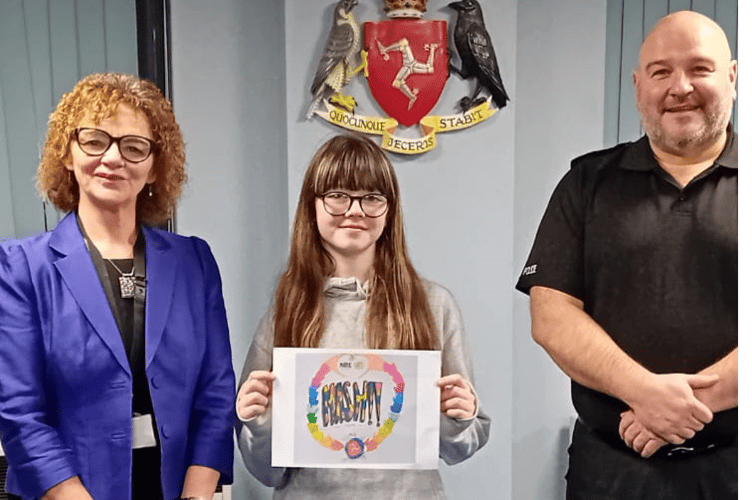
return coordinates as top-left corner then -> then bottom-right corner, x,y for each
516,131 -> 737,442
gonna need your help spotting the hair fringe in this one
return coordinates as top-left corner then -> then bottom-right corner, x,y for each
273,134 -> 437,350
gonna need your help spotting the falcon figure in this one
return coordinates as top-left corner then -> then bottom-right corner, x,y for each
448,0 -> 510,112
306,0 -> 364,119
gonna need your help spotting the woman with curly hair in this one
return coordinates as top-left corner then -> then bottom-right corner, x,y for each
235,134 -> 490,499
0,73 -> 235,500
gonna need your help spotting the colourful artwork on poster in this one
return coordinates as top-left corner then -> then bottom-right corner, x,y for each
272,348 -> 441,469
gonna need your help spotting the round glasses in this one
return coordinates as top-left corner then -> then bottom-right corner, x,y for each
320,191 -> 389,218
74,128 -> 157,163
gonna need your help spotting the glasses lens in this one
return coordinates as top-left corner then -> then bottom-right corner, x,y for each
360,194 -> 388,217
322,192 -> 388,217
77,129 -> 111,155
323,192 -> 351,215
120,136 -> 152,162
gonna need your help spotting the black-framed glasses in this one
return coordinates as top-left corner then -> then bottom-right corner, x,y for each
74,128 -> 157,163
319,191 -> 389,218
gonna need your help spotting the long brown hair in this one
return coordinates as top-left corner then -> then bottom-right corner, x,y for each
274,134 -> 437,350
36,73 -> 186,226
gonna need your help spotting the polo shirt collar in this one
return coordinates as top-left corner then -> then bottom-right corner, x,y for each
716,126 -> 737,169
619,124 -> 737,172
618,136 -> 656,172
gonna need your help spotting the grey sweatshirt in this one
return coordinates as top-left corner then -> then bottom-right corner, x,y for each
236,277 -> 491,499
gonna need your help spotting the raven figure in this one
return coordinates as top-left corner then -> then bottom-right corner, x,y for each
448,0 -> 510,112
307,0 -> 364,119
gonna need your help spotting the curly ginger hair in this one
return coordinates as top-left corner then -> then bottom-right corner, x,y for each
36,73 -> 186,226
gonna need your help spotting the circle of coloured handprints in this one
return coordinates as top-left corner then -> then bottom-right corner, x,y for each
307,354 -> 405,459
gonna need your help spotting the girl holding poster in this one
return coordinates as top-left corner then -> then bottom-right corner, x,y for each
235,133 -> 489,498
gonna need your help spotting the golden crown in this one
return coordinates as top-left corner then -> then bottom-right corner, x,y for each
384,0 -> 427,19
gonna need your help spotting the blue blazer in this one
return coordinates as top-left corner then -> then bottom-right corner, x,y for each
0,213 -> 235,500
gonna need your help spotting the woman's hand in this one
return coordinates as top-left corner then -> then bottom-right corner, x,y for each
237,370 -> 275,420
42,477 -> 94,500
438,374 -> 476,420
181,465 -> 220,500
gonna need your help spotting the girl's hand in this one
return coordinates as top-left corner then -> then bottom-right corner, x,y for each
237,370 -> 275,420
438,374 -> 476,420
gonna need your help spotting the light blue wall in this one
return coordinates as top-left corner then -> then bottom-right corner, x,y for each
513,2 -> 607,498
171,1 -> 608,499
285,2 -> 516,499
170,1 -> 289,499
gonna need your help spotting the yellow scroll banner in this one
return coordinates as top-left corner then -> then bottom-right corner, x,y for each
315,98 -> 497,155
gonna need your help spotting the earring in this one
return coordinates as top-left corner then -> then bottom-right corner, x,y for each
148,184 -> 153,197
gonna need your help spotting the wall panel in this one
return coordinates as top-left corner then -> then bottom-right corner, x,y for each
605,0 -> 738,144
0,0 -> 138,239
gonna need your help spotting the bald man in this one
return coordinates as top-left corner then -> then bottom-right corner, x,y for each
516,11 -> 737,499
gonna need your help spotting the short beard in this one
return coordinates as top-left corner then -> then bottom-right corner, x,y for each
638,100 -> 732,155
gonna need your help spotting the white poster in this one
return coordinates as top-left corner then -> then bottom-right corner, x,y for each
272,348 -> 441,469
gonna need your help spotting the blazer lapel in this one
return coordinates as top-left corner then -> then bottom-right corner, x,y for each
51,214 -> 131,374
142,227 -> 176,368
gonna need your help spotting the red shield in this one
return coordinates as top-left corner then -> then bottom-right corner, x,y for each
364,20 -> 448,127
